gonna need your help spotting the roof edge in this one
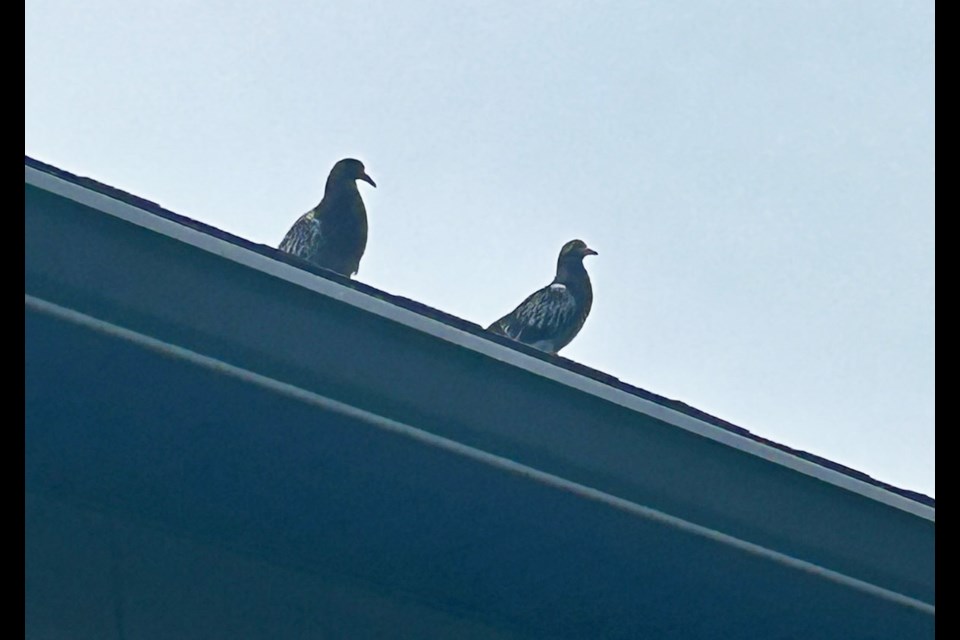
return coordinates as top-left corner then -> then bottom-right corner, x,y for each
24,156 -> 935,519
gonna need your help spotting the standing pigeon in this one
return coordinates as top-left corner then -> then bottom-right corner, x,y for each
279,158 -> 376,277
487,239 -> 597,354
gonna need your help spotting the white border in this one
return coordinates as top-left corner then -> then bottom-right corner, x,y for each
25,164 -> 935,521
25,294 -> 935,614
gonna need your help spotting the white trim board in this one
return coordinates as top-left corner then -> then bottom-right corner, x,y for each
24,164 -> 935,522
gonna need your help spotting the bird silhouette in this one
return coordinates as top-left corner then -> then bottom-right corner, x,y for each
488,239 -> 597,354
279,158 -> 376,277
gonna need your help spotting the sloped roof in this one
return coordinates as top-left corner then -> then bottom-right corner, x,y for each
23,155 -> 933,509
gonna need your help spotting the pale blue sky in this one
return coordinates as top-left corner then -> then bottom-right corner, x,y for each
26,0 -> 935,496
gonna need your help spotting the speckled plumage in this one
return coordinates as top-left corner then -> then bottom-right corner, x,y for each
487,240 -> 597,354
279,158 -> 376,277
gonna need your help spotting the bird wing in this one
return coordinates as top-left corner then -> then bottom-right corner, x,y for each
491,283 -> 578,344
278,211 -> 326,262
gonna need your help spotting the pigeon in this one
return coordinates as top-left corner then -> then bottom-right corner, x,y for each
279,158 -> 376,277
487,239 -> 597,354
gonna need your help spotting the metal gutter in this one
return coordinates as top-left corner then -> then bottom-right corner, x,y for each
25,293 -> 936,614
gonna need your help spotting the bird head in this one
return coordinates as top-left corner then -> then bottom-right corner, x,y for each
559,239 -> 598,261
327,158 -> 377,189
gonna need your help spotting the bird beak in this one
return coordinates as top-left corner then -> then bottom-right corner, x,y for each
359,172 -> 377,188
584,248 -> 598,256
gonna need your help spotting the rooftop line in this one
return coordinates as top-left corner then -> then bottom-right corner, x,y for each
25,163 -> 935,521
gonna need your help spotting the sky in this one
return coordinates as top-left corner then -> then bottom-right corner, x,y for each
25,0 -> 934,497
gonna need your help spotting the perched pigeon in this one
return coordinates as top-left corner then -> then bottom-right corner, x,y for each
488,239 -> 597,354
279,158 -> 376,277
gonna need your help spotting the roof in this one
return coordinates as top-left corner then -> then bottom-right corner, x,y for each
23,154 -> 934,510
25,155 -> 935,636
